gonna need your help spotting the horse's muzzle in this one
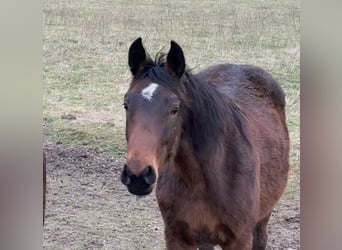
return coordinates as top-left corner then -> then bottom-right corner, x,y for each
120,164 -> 156,196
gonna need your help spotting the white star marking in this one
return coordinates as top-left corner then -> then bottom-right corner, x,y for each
141,83 -> 159,101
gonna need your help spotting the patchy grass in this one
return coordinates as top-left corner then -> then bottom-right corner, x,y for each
43,0 -> 299,195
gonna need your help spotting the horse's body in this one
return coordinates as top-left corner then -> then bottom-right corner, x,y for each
121,38 -> 289,250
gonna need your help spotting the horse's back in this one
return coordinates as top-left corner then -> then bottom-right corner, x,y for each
196,63 -> 285,114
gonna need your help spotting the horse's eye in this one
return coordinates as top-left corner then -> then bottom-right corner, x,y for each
170,106 -> 179,115
123,103 -> 128,110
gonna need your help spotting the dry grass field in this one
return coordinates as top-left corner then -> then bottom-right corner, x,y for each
43,0 -> 300,248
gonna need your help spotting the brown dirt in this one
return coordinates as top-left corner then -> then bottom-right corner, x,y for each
43,141 -> 300,250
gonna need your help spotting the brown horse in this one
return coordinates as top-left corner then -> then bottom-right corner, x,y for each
120,38 -> 289,250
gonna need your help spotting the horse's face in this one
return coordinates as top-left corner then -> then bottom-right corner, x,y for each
120,38 -> 185,196
121,80 -> 182,196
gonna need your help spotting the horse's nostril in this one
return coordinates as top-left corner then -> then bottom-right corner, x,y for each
142,165 -> 156,185
121,164 -> 132,186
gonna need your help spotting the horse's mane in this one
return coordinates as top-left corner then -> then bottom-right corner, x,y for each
139,53 -> 250,157
138,52 -> 175,86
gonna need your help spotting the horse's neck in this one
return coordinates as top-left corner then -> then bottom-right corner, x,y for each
172,140 -> 206,190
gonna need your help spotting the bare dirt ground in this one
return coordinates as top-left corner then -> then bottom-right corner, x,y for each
43,141 -> 300,250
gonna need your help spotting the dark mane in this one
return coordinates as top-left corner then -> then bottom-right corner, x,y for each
180,71 -> 250,156
138,52 -> 187,101
140,53 -> 250,156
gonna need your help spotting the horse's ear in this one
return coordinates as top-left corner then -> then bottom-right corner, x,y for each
166,41 -> 185,78
128,37 -> 147,76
